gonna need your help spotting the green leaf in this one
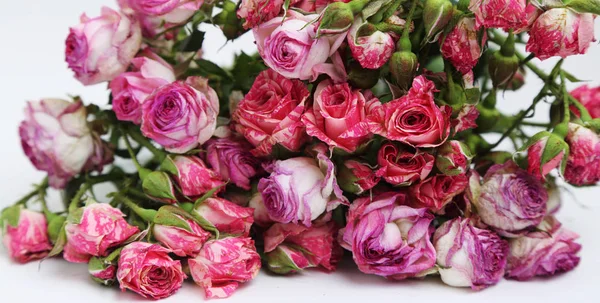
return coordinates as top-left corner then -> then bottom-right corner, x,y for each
231,52 -> 267,92
193,184 -> 226,209
194,59 -> 232,80
566,0 -> 600,15
178,29 -> 205,53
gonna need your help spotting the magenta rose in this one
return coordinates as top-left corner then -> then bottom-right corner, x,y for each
141,78 -> 219,153
233,69 -> 310,156
376,141 -> 435,186
65,7 -> 141,85
347,17 -> 395,69
237,0 -> 284,29
127,0 -> 203,24
433,218 -> 508,290
469,0 -> 528,31
564,123 -> 600,186
339,192 -> 436,280
1,208 -> 52,263
193,197 -> 255,237
153,214 -> 211,257
571,85 -> 600,119
436,140 -> 473,176
409,174 -> 469,213
441,17 -> 486,74
189,237 -> 261,299
205,136 -> 262,190
338,159 -> 380,194
109,48 -> 175,124
117,242 -> 185,299
169,155 -> 226,198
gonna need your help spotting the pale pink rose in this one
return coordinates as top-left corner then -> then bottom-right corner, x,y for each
65,7 -> 142,85
409,174 -> 469,213
237,0 -> 284,29
526,133 -> 568,180
153,215 -> 211,257
526,8 -> 595,60
376,141 -> 435,186
571,85 -> 600,118
169,155 -> 226,198
117,242 -> 185,299
64,203 -> 139,263
2,209 -> 52,263
127,0 -> 203,24
109,49 -> 175,124
469,0 -> 528,30
205,136 -> 262,190
347,18 -> 395,69
441,17 -> 486,74
189,237 -> 261,299
338,159 -> 380,194
564,123 -> 600,185
193,197 -> 255,237
248,193 -> 274,227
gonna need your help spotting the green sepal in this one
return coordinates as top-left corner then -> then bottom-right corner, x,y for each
67,207 -> 84,225
565,0 -> 600,15
47,215 -> 67,243
363,0 -> 394,20
160,156 -> 179,176
142,171 -> 177,202
154,205 -> 195,233
1,205 -> 22,229
542,135 -> 570,175
47,221 -> 67,258
265,246 -> 303,275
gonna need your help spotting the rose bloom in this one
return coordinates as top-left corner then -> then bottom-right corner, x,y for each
127,0 -> 203,24
109,49 -> 175,124
65,7 -> 141,85
469,0 -> 528,30
339,192 -> 436,279
376,141 -> 435,186
64,203 -> 139,263
189,237 -> 261,299
153,215 -> 211,257
302,79 -> 374,152
117,242 -> 185,299
468,161 -> 548,237
169,155 -> 226,198
141,78 -> 219,153
338,159 -> 380,194
237,0 -> 284,29
205,136 -> 262,190
409,174 -> 469,213
233,69 -> 310,156
526,8 -> 595,60
347,18 -> 395,69
506,216 -> 581,280
571,85 -> 600,119
193,197 -> 255,237
441,17 -> 485,75
564,123 -> 600,186
2,209 -> 52,263
368,75 -> 451,147
433,218 -> 508,290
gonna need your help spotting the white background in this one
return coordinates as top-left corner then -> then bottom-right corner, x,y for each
1,1 -> 599,302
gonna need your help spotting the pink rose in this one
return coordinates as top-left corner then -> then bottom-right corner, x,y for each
189,237 -> 261,299
564,123 -> 600,186
526,132 -> 568,180
436,140 -> 473,176
141,78 -> 219,153
441,17 -> 486,74
526,8 -> 595,60
65,7 -> 142,85
109,49 -> 175,124
291,0 -> 350,13
339,192 -> 436,279
64,203 -> 139,263
153,214 -> 211,257
205,136 -> 262,190
1,208 -> 52,263
347,18 -> 395,69
248,193 -> 274,227
376,141 -> 435,186
302,79 -> 374,152
571,85 -> 600,119
127,0 -> 203,24
193,197 -> 255,237
233,69 -> 310,156
368,75 -> 451,147
117,242 -> 185,299
338,159 -> 380,194
237,0 -> 284,29
89,257 -> 117,285
469,0 -> 528,30
169,155 -> 226,198
409,174 -> 469,213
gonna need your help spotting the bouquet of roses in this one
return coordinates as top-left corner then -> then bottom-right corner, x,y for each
2,0 -> 599,299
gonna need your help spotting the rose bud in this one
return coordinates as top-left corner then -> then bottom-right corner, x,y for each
141,78 -> 219,153
423,0 -> 453,41
376,141 -> 435,186
164,155 -> 226,199
237,0 -> 285,29
525,131 -> 569,180
389,42 -> 419,91
301,79 -> 374,153
65,7 -> 141,85
498,69 -> 526,91
317,2 -> 355,35
152,206 -> 211,257
526,8 -> 595,60
64,202 -> 139,263
433,218 -> 509,290
117,242 -> 185,299
409,174 -> 469,213
347,18 -> 395,69
232,69 -> 310,156
441,17 -> 486,75
205,136 -> 261,190
88,256 -> 117,286
1,207 -> 52,263
436,140 -> 474,176
338,159 -> 380,194
141,171 -> 179,204
189,237 -> 261,299
109,49 -> 175,124
339,192 -> 437,279
193,197 -> 255,237
469,0 -> 529,31
571,85 -> 600,119
468,161 -> 548,237
506,216 -> 581,280
488,33 -> 520,88
127,0 -> 203,24
264,222 -> 342,274
564,123 -> 600,186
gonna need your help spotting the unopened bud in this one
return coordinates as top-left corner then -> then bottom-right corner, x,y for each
436,141 -> 474,176
317,3 -> 355,36
389,37 -> 418,91
348,61 -> 381,89
423,0 -> 454,41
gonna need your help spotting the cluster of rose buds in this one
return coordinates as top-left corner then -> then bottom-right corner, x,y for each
4,0 -> 600,300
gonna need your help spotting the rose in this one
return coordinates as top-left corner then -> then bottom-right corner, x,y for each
441,17 -> 485,75
168,155 -> 226,198
339,192 -> 436,279
237,0 -> 284,29
127,0 -> 203,24
65,7 -> 142,85
85,134 -> 115,173
468,161 -> 548,237
469,0 -> 528,31
205,137 -> 262,190
141,78 -> 219,153
117,242 -> 185,299
109,49 -> 175,124
409,174 -> 469,213
526,132 -> 568,180
376,141 -> 435,186
347,17 -> 395,69
571,85 -> 600,118
564,123 -> 600,186
89,257 -> 118,286
1,208 -> 52,263
433,218 -> 509,290
301,79 -> 374,152
153,214 -> 211,257
337,159 -> 380,194
436,140 -> 473,176
526,8 -> 595,60
506,216 -> 581,280
248,193 -> 274,227
193,197 -> 255,237
263,222 -> 341,274
368,75 -> 451,147
232,69 -> 310,156
189,237 -> 261,299
292,0 -> 350,13
64,202 -> 139,263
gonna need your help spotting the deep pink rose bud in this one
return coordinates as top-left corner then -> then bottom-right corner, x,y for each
109,49 -> 175,124
436,140 -> 474,176
571,85 -> 600,119
506,216 -> 581,280
526,8 -> 595,60
65,7 -> 142,85
233,69 -> 310,156
117,242 -> 186,299
1,207 -> 52,263
433,218 -> 509,290
525,131 -> 569,180
141,78 -> 219,153
469,0 -> 529,30
409,174 -> 469,213
189,237 -> 261,299
376,141 -> 435,186
338,159 -> 380,194
193,197 -> 255,237
441,17 -> 486,75
468,161 -> 548,237
153,207 -> 211,257
127,0 -> 204,24
339,192 -> 437,279
88,256 -> 117,286
264,222 -> 342,274
237,0 -> 284,29
564,123 -> 600,186
205,137 -> 262,190
64,202 -> 139,263
166,155 -> 226,198
347,18 -> 395,69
